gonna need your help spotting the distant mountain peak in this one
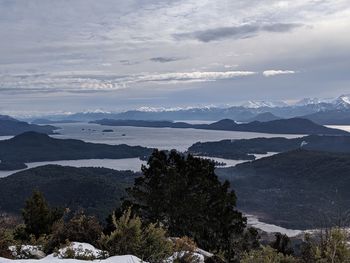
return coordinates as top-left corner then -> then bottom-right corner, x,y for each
241,100 -> 287,108
333,94 -> 350,109
294,97 -> 329,106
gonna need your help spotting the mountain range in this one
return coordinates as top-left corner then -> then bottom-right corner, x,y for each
26,94 -> 350,125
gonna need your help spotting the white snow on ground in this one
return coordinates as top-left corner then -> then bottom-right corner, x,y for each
1,243 -> 143,263
57,242 -> 108,259
8,245 -> 45,259
0,254 -> 143,263
0,255 -> 143,263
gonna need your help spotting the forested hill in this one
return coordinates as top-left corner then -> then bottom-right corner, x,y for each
0,132 -> 153,170
188,135 -> 350,160
0,165 -> 138,219
0,115 -> 57,136
92,118 -> 348,135
216,150 -> 350,229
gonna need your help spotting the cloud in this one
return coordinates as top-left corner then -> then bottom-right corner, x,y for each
263,70 -> 296,77
150,57 -> 184,63
135,71 -> 256,83
0,70 -> 256,94
173,23 -> 303,42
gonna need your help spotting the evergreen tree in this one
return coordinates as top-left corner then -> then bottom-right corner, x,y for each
126,150 -> 250,261
22,190 -> 62,238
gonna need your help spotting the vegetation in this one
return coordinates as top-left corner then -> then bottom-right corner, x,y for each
125,150 -> 257,262
216,150 -> 350,229
188,135 -> 350,160
100,208 -> 173,262
241,246 -> 298,263
22,191 -> 63,238
0,165 -> 137,219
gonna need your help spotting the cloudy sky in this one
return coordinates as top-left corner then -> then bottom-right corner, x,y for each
0,0 -> 350,116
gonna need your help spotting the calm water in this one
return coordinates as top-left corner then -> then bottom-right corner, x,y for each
0,122 -> 303,178
246,215 -> 302,237
51,123 -> 302,151
327,125 -> 350,132
0,158 -> 146,178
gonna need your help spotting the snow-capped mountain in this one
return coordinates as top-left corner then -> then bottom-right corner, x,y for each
294,95 -> 350,109
333,95 -> 350,109
294,98 -> 331,106
241,100 -> 288,108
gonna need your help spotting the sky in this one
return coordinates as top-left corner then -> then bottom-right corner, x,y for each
0,0 -> 350,116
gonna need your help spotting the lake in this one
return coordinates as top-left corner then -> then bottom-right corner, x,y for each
0,158 -> 146,178
51,122 -> 302,151
246,215 -> 302,237
0,122 -> 305,178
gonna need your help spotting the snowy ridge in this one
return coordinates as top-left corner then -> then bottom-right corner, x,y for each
240,100 -> 288,108
137,105 -> 217,112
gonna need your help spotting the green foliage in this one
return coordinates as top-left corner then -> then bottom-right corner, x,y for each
22,191 -> 63,238
315,228 -> 350,263
270,233 -> 294,256
0,227 -> 14,258
172,237 -> 201,263
141,223 -> 173,262
126,150 -> 250,261
100,208 -> 173,262
44,211 -> 102,253
241,246 -> 299,263
188,135 -> 350,160
0,165 -> 137,220
217,150 -> 350,229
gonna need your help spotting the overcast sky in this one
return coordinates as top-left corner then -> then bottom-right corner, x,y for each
0,0 -> 350,116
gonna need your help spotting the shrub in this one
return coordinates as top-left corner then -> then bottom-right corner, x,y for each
100,208 -> 173,262
140,223 -> 173,262
314,228 -> 350,263
44,211 -> 102,253
241,246 -> 299,263
172,237 -> 202,263
270,233 -> 294,256
0,228 -> 14,258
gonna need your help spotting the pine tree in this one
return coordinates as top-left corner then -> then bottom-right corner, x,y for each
22,190 -> 62,238
125,150 -> 250,260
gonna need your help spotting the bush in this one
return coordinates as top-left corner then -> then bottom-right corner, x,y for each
0,228 -> 14,258
307,228 -> 350,263
100,208 -> 173,262
141,223 -> 173,262
241,246 -> 298,263
44,211 -> 102,253
270,233 -> 294,256
0,214 -> 18,258
172,237 -> 202,263
57,242 -> 108,260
